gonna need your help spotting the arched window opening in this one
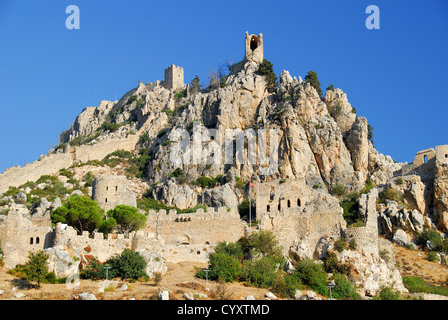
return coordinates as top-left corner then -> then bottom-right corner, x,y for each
30,237 -> 34,245
424,155 -> 428,163
278,203 -> 281,211
297,198 -> 301,207
267,205 -> 270,212
287,200 -> 291,208
106,186 -> 108,191
36,237 -> 40,244
250,35 -> 259,51
105,198 -> 108,203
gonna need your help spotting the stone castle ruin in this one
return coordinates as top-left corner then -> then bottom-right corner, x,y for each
399,145 -> 448,180
1,31 -> 445,296
92,175 -> 137,212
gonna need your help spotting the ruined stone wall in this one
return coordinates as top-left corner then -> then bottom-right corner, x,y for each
1,207 -> 53,269
255,179 -> 346,255
343,189 -> 379,256
92,175 -> 137,212
145,207 -> 246,247
0,121 -> 146,195
52,223 -> 161,263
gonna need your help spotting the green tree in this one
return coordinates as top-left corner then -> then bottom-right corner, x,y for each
190,75 -> 202,93
108,205 -> 146,236
258,59 -> 278,92
24,251 -> 49,287
293,259 -> 328,296
205,252 -> 242,282
368,124 -> 374,145
106,249 -> 147,280
242,256 -> 278,288
98,217 -> 117,235
304,71 -> 323,98
51,195 -> 104,235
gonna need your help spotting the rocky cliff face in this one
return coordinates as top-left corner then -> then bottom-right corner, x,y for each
55,60 -> 400,208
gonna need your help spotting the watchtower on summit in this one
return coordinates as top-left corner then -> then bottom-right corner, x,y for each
244,32 -> 264,64
163,64 -> 185,91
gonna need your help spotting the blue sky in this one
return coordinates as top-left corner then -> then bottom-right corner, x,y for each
0,0 -> 447,173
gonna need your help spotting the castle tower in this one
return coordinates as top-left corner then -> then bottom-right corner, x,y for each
163,64 -> 185,91
92,175 -> 137,212
244,31 -> 263,64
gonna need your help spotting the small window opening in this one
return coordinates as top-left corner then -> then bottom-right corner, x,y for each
278,203 -> 281,211
30,237 -> 34,245
424,155 -> 428,163
36,237 -> 40,244
267,205 -> 270,212
297,198 -> 301,206
105,198 -> 108,203
287,200 -> 291,208
106,186 -> 108,191
115,186 -> 118,191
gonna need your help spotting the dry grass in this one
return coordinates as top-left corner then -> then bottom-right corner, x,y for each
393,243 -> 448,286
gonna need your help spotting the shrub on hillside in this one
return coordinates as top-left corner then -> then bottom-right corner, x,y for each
257,59 -> 277,92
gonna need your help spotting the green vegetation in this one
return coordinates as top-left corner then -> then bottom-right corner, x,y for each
373,286 -> 403,300
174,91 -> 185,101
191,175 -> 222,189
106,205 -> 146,236
415,227 -> 448,253
9,251 -> 66,286
83,171 -> 95,187
238,199 -> 256,222
23,251 -> 49,287
69,132 -> 100,146
69,149 -> 151,179
234,176 -> 246,190
402,276 -> 448,296
190,75 -> 202,93
101,121 -> 125,132
334,179 -> 376,227
257,59 -> 277,92
127,95 -> 138,105
51,195 -> 105,235
168,167 -> 187,184
81,249 -> 148,281
196,230 -> 284,287
378,186 -> 404,204
368,124 -> 374,145
139,132 -> 149,144
331,184 -> 347,197
304,71 -> 323,98
196,231 -> 358,299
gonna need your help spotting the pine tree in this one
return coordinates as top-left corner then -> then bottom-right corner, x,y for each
24,251 -> 49,287
305,71 -> 323,98
190,75 -> 201,94
258,59 -> 278,93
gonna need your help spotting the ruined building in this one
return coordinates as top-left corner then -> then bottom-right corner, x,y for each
91,175 -> 137,212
